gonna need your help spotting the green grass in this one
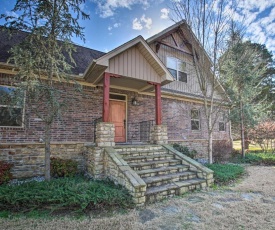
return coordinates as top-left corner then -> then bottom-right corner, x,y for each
206,163 -> 245,185
233,140 -> 262,151
0,176 -> 134,217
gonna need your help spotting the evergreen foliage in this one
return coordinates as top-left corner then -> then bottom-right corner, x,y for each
0,0 -> 89,180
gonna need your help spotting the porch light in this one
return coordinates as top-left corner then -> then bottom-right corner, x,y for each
132,97 -> 139,106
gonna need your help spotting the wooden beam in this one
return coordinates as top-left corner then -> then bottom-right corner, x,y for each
157,41 -> 193,57
155,83 -> 162,125
171,33 -> 178,47
103,72 -> 110,122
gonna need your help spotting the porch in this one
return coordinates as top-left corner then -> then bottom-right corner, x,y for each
84,36 -> 174,146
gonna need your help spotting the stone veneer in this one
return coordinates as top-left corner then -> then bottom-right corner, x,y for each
95,122 -> 115,147
150,125 -> 168,144
0,142 -> 85,178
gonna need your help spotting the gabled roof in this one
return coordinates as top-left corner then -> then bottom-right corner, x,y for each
0,28 -> 105,75
84,35 -> 174,90
147,20 -> 212,65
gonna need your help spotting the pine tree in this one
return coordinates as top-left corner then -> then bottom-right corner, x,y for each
1,0 -> 89,180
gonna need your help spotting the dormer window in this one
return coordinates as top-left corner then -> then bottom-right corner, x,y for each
166,57 -> 187,82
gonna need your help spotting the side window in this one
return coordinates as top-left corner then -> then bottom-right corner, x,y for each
0,86 -> 24,127
219,113 -> 226,131
191,109 -> 200,130
166,57 -> 187,83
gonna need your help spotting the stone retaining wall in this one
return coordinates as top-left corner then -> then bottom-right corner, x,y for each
104,147 -> 146,205
0,142 -> 86,178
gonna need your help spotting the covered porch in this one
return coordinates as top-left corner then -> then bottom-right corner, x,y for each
83,36 -> 174,146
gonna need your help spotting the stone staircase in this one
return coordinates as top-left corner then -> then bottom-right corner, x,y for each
114,145 -> 212,202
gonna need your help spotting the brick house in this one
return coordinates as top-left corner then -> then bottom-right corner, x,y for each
0,21 -> 229,204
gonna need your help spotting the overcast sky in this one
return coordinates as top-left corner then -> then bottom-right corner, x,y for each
0,0 -> 274,55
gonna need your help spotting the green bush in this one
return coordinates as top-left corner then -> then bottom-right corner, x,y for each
231,153 -> 275,165
0,177 -> 134,213
172,143 -> 197,159
206,163 -> 245,184
50,157 -> 78,178
0,161 -> 13,185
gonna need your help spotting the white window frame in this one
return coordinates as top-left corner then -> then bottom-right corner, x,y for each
191,109 -> 200,131
166,57 -> 187,82
0,85 -> 25,128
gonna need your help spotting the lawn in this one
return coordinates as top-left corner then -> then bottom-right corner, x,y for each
233,140 -> 262,151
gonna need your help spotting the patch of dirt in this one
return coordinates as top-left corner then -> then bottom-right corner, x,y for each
1,166 -> 275,230
231,166 -> 275,196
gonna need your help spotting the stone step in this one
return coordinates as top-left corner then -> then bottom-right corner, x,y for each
145,178 -> 206,202
128,159 -> 182,170
118,150 -> 168,157
114,145 -> 163,152
122,153 -> 174,163
143,171 -> 197,188
137,165 -> 190,178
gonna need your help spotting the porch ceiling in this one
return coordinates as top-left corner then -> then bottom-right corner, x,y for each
83,36 -> 174,92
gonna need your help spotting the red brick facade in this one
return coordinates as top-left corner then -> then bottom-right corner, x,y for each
1,73 -> 231,148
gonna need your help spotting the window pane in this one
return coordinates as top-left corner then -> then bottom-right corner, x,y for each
167,57 -> 177,70
178,71 -> 187,82
219,122 -> 225,131
191,109 -> 199,119
0,107 -> 22,126
168,68 -> 177,80
178,60 -> 186,72
0,86 -> 16,104
191,120 -> 200,130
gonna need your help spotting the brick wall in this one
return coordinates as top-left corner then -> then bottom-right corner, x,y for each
1,73 -> 231,159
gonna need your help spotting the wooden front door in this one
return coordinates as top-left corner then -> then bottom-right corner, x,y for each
109,100 -> 126,142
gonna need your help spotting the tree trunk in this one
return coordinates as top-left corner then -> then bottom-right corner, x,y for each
244,130 -> 249,150
240,101 -> 245,158
208,131 -> 213,164
45,123 -> 51,181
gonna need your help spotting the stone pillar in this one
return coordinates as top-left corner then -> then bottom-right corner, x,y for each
150,125 -> 168,144
96,122 -> 115,147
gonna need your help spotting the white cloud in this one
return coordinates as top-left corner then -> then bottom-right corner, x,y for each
132,18 -> 143,30
94,0 -> 151,18
141,14 -> 152,29
108,26 -> 112,31
132,15 -> 152,30
113,22 -> 121,28
160,8 -> 169,19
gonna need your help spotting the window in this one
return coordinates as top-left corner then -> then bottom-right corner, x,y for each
0,86 -> 24,127
166,57 -> 187,82
219,113 -> 226,131
191,109 -> 200,130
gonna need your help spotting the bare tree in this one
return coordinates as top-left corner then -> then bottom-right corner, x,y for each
170,0 -> 234,163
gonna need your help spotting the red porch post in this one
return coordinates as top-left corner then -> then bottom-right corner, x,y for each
155,83 -> 162,125
103,72 -> 110,122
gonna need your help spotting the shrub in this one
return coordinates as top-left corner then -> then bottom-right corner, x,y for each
0,161 -> 13,185
172,143 -> 197,159
206,163 -> 244,185
50,157 -> 78,178
213,140 -> 233,162
0,176 -> 134,213
231,153 -> 275,165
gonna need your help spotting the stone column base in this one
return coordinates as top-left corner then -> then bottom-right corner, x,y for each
95,122 -> 115,147
150,125 -> 168,144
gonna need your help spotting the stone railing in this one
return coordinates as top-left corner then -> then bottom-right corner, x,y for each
162,144 -> 214,186
104,147 -> 146,205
